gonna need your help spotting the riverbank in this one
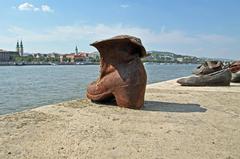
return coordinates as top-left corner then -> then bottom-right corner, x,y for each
0,79 -> 240,159
0,62 -> 197,66
0,62 -> 99,66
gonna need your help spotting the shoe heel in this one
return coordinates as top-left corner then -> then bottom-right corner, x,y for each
113,84 -> 146,109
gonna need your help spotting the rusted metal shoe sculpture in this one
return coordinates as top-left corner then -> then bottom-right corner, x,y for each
192,61 -> 223,75
231,71 -> 240,83
229,61 -> 240,82
86,35 -> 147,109
178,60 -> 232,86
177,69 -> 232,86
229,61 -> 240,73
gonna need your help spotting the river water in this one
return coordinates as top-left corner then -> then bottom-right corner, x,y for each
0,64 -> 197,115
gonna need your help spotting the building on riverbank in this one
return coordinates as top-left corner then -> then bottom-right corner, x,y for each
0,40 -> 25,62
60,52 -> 89,62
0,49 -> 19,62
16,40 -> 24,56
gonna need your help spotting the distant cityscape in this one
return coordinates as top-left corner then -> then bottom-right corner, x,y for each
0,41 -> 100,65
0,41 -> 232,66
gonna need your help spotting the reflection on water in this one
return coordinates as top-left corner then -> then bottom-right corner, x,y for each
0,64 -> 196,115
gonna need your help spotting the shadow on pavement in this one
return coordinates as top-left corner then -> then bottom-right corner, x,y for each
143,101 -> 207,112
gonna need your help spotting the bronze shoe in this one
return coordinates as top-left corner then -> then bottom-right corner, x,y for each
229,61 -> 240,82
177,69 -> 232,86
86,35 -> 147,109
192,61 -> 223,75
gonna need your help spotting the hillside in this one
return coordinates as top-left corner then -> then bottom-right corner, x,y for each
144,51 -> 231,64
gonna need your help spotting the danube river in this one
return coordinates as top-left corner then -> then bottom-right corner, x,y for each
0,64 -> 197,115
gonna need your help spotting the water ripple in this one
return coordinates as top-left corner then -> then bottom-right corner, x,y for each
0,64 -> 196,115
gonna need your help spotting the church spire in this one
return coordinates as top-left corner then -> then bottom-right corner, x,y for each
16,41 -> 20,53
20,40 -> 23,47
19,40 -> 24,56
75,46 -> 78,55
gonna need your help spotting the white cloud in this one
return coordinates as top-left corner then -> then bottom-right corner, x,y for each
41,5 -> 54,13
17,2 -> 53,13
6,24 -> 237,46
2,24 -> 239,58
18,2 -> 35,11
120,4 -> 129,8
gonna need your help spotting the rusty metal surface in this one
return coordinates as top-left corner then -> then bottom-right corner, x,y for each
86,35 -> 147,109
229,61 -> 240,73
229,61 -> 240,82
177,69 -> 232,86
192,61 -> 223,75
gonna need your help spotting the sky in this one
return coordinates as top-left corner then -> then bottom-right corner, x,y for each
0,0 -> 239,59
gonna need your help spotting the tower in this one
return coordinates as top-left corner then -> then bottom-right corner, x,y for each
20,40 -> 24,56
75,46 -> 78,55
16,41 -> 20,54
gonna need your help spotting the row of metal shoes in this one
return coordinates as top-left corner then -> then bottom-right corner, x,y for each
177,61 -> 240,86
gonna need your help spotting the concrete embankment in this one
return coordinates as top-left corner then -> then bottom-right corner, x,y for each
0,79 -> 240,159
